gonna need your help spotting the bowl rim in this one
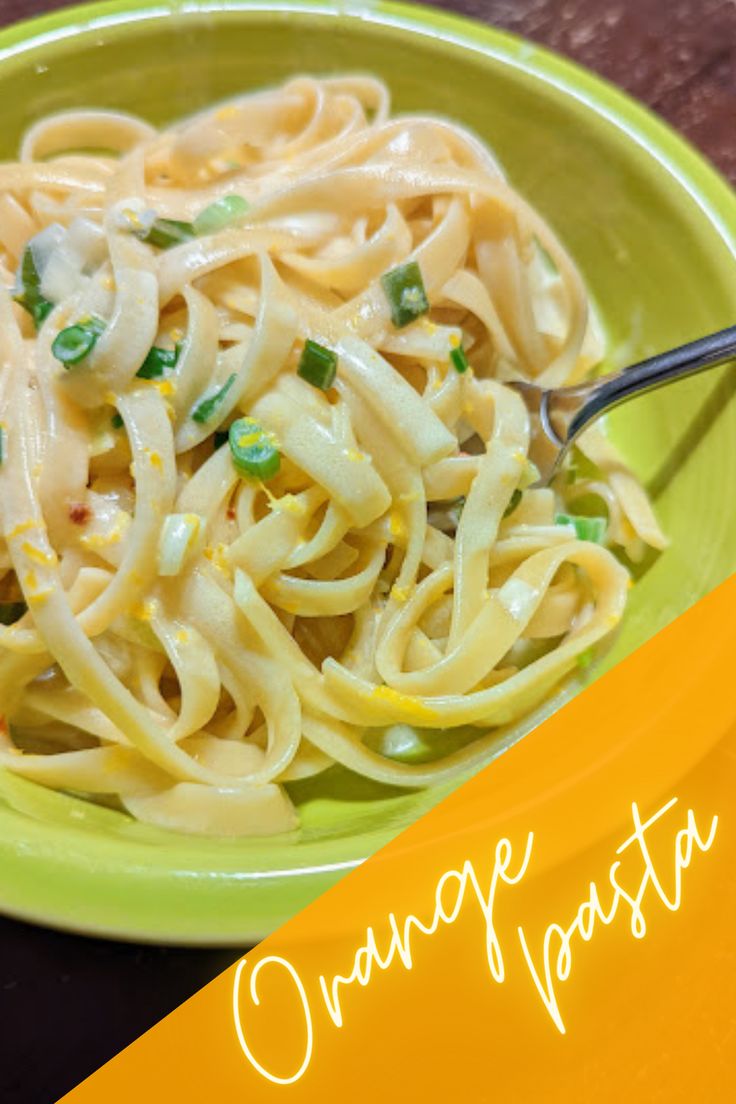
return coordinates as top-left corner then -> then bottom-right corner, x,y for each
1,0 -> 736,945
1,0 -> 736,245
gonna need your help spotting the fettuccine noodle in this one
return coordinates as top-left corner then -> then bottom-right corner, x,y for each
0,77 -> 666,836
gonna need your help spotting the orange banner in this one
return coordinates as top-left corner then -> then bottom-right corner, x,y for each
60,572 -> 736,1102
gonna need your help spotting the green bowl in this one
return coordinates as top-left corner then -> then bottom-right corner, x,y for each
1,0 -> 735,944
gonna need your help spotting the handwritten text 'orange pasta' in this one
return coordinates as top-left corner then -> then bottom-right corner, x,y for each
232,797 -> 718,1085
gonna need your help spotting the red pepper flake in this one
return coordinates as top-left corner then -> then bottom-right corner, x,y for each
226,507 -> 236,521
68,502 -> 91,526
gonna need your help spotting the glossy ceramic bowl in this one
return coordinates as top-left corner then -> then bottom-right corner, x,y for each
1,0 -> 735,943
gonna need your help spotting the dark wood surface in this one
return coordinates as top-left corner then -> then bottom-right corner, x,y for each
0,2 -> 734,1102
425,0 -> 736,183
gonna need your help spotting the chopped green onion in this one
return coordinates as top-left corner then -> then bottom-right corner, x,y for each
370,724 -> 435,763
576,646 -> 595,670
450,346 -> 469,374
427,496 -> 464,533
536,238 -> 558,276
32,299 -> 54,326
83,315 -> 106,337
193,195 -> 249,235
503,488 -> 522,518
520,459 -> 541,489
381,261 -> 429,328
13,246 -> 55,329
157,512 -> 202,576
0,601 -> 26,626
364,723 -> 478,764
213,430 -> 229,450
52,315 -> 106,367
555,513 -> 607,543
297,340 -> 338,390
137,218 -> 195,250
448,497 -> 465,528
191,373 -> 236,424
18,244 -> 41,298
228,417 -> 280,481
111,413 -> 124,430
136,345 -> 179,380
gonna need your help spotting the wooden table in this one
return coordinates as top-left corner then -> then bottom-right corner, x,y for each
0,2 -> 734,1102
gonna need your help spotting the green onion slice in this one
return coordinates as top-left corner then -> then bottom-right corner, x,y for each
52,315 -> 106,367
191,373 -> 236,424
297,339 -> 338,390
368,724 -> 435,764
520,459 -> 541,489
157,513 -> 202,577
228,417 -> 280,480
381,261 -> 430,328
555,513 -> 607,543
111,413 -> 124,430
576,646 -> 596,670
136,345 -> 179,380
137,218 -> 195,250
450,346 -> 469,374
13,246 -> 55,329
427,496 -> 464,533
363,723 -> 478,764
193,195 -> 249,236
503,488 -> 523,518
33,299 -> 55,326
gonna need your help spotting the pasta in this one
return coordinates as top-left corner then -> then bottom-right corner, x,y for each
0,76 -> 667,837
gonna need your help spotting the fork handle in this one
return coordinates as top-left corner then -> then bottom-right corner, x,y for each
548,323 -> 736,448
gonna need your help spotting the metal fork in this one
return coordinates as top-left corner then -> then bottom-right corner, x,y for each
509,324 -> 736,484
